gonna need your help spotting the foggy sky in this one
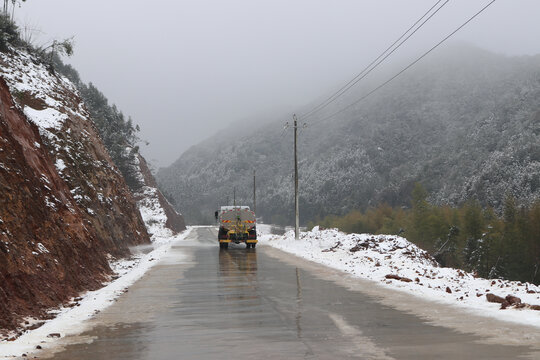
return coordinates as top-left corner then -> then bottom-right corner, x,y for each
14,1 -> 540,167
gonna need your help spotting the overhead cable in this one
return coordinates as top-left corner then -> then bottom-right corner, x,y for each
299,0 -> 450,121
308,0 -> 497,127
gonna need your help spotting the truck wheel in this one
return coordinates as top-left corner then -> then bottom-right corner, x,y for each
223,243 -> 229,249
246,243 -> 251,249
251,243 -> 256,249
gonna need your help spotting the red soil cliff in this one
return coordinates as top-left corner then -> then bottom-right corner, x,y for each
0,78 -> 112,332
0,50 -> 151,335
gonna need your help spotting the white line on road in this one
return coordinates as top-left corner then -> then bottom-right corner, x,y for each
327,312 -> 395,360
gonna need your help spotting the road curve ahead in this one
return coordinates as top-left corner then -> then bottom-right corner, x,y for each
49,227 -> 535,360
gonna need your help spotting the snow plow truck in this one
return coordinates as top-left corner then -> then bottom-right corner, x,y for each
217,206 -> 257,249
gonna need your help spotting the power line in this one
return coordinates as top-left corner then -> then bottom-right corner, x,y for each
309,0 -> 497,127
299,0 -> 450,121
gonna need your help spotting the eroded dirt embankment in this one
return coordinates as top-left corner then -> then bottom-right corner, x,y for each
0,45 -> 189,337
37,85 -> 150,257
0,78 -> 113,333
0,49 -> 151,261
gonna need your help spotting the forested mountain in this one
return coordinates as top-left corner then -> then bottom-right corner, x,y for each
158,45 -> 540,225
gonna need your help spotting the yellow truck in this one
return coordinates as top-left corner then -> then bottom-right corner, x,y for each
217,206 -> 257,249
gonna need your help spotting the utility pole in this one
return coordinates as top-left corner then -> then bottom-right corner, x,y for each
233,187 -> 236,207
253,170 -> 256,214
293,114 -> 299,240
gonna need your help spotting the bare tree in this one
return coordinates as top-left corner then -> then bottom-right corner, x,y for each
38,37 -> 74,62
20,20 -> 41,46
3,0 -> 26,19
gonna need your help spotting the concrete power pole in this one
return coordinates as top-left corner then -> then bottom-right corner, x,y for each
253,170 -> 256,214
293,114 -> 299,240
233,187 -> 236,207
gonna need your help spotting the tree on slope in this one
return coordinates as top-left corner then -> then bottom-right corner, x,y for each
79,83 -> 142,190
3,0 -> 25,20
463,200 -> 484,271
434,225 -> 460,268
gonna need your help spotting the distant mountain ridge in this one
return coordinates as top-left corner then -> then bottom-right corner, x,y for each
158,45 -> 540,225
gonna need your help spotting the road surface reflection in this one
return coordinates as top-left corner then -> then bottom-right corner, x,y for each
218,248 -> 258,302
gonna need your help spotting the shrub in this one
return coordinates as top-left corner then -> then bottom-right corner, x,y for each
0,14 -> 19,51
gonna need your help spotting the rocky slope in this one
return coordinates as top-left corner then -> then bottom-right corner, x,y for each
0,76 -> 112,333
134,154 -> 185,238
0,48 -> 156,334
158,45 -> 540,224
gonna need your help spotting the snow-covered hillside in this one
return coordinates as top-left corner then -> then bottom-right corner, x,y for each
1,49 -> 85,133
0,43 -> 182,341
0,44 -> 187,356
158,45 -> 540,224
0,47 -> 150,252
0,45 -> 154,335
260,227 -> 540,328
133,154 -> 186,240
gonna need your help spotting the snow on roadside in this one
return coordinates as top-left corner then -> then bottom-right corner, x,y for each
131,153 -> 179,243
259,226 -> 540,328
0,228 -> 192,359
136,182 -> 174,241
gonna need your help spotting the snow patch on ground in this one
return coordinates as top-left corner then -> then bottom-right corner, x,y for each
131,154 -> 178,242
259,226 -> 540,328
136,184 -> 173,240
23,106 -> 67,131
54,158 -> 66,173
0,49 -> 85,131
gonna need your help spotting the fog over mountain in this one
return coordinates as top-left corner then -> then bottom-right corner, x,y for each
158,44 -> 540,224
14,1 -> 540,166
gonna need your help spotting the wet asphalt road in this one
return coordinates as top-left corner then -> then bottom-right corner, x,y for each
49,227 -> 535,359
